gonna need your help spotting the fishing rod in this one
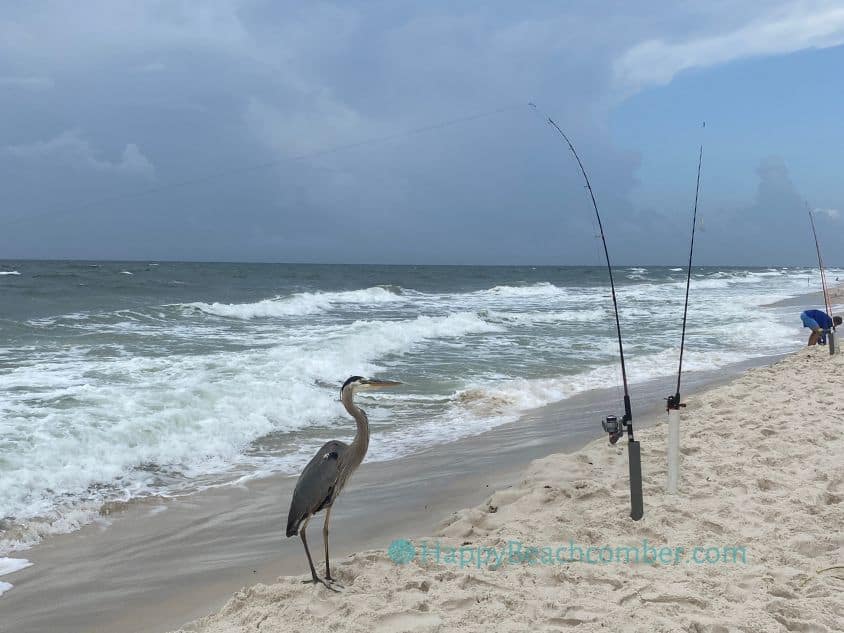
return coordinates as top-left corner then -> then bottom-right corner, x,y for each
531,103 -> 643,521
808,208 -> 836,354
809,209 -> 832,316
665,142 -> 703,494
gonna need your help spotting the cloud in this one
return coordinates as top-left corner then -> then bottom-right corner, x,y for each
614,3 -> 844,95
244,95 -> 384,157
0,1 -> 254,65
813,207 -> 840,219
689,156 -> 815,265
5,130 -> 155,177
135,61 -> 166,73
0,2 -> 841,262
0,75 -> 53,89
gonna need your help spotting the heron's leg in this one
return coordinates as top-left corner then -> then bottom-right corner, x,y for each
323,506 -> 334,581
299,517 -> 320,583
299,517 -> 338,592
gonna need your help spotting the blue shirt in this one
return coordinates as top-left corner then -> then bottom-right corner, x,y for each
805,309 -> 833,329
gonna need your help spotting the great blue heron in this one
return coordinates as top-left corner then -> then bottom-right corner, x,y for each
286,375 -> 401,588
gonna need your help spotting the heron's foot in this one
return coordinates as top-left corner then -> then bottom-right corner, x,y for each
301,576 -> 340,592
325,575 -> 345,590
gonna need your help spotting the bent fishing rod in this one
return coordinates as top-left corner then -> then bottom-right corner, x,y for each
808,208 -> 836,353
531,104 -> 643,521
665,142 -> 703,494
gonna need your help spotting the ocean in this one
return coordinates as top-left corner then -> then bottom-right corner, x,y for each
0,261 -> 827,557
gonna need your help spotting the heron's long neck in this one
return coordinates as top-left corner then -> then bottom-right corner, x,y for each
341,388 -> 370,465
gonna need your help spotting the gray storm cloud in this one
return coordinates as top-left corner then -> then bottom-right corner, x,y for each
0,1 -> 842,264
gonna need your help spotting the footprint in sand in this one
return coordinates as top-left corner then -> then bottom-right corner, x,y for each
756,478 -> 777,491
688,622 -> 730,633
700,519 -> 725,535
823,492 -> 842,505
548,609 -> 601,626
374,612 -> 442,632
789,534 -> 837,557
569,480 -> 609,501
440,596 -> 477,611
769,603 -> 831,633
402,580 -> 431,593
640,592 -> 708,609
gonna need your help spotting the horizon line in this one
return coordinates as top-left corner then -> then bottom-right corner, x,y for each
0,257 -> 832,268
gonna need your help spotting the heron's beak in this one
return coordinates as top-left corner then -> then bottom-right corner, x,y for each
361,379 -> 402,389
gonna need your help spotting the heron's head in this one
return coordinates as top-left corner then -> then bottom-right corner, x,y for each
340,375 -> 402,397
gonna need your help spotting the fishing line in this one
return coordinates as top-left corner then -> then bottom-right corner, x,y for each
530,102 -> 643,521
2,103 -> 524,229
809,207 -> 833,319
591,230 -> 625,410
668,141 -> 703,411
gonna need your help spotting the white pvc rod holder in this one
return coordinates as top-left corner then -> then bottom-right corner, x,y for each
667,408 -> 680,494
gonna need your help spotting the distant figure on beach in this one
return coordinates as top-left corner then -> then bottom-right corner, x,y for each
800,309 -> 842,346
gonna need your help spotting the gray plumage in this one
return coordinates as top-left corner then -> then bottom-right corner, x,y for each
285,375 -> 400,587
286,439 -> 347,537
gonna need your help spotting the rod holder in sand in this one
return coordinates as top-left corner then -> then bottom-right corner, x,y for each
601,405 -> 644,520
829,330 -> 836,356
667,408 -> 680,494
628,439 -> 644,520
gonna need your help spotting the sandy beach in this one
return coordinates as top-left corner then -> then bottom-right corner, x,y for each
171,347 -> 844,633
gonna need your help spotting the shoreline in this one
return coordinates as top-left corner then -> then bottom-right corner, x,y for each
0,354 -> 786,633
763,284 -> 844,308
173,346 -> 844,633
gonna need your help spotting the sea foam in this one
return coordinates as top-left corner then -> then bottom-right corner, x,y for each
0,268 -> 829,554
0,557 -> 32,596
185,286 -> 404,318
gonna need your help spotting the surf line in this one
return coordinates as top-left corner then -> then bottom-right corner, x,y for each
665,136 -> 704,495
808,206 -> 836,355
530,102 -> 644,521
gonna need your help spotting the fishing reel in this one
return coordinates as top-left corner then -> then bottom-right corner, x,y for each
601,414 -> 630,445
665,393 -> 686,412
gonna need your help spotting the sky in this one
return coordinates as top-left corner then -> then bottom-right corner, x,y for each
1,1 -> 843,265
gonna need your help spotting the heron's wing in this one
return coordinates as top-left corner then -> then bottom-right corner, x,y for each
286,440 -> 348,537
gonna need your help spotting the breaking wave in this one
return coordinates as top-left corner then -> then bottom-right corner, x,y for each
184,286 -> 405,319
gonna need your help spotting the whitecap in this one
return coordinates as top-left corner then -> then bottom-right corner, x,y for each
0,557 -> 32,596
185,286 -> 405,319
0,309 -> 500,552
474,282 -> 563,299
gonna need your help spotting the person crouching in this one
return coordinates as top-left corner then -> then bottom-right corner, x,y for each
800,309 -> 842,346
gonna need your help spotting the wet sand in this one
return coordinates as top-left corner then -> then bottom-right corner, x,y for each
763,284 -> 844,308
0,358 -> 777,633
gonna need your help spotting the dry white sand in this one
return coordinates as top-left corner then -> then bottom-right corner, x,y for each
173,348 -> 844,633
